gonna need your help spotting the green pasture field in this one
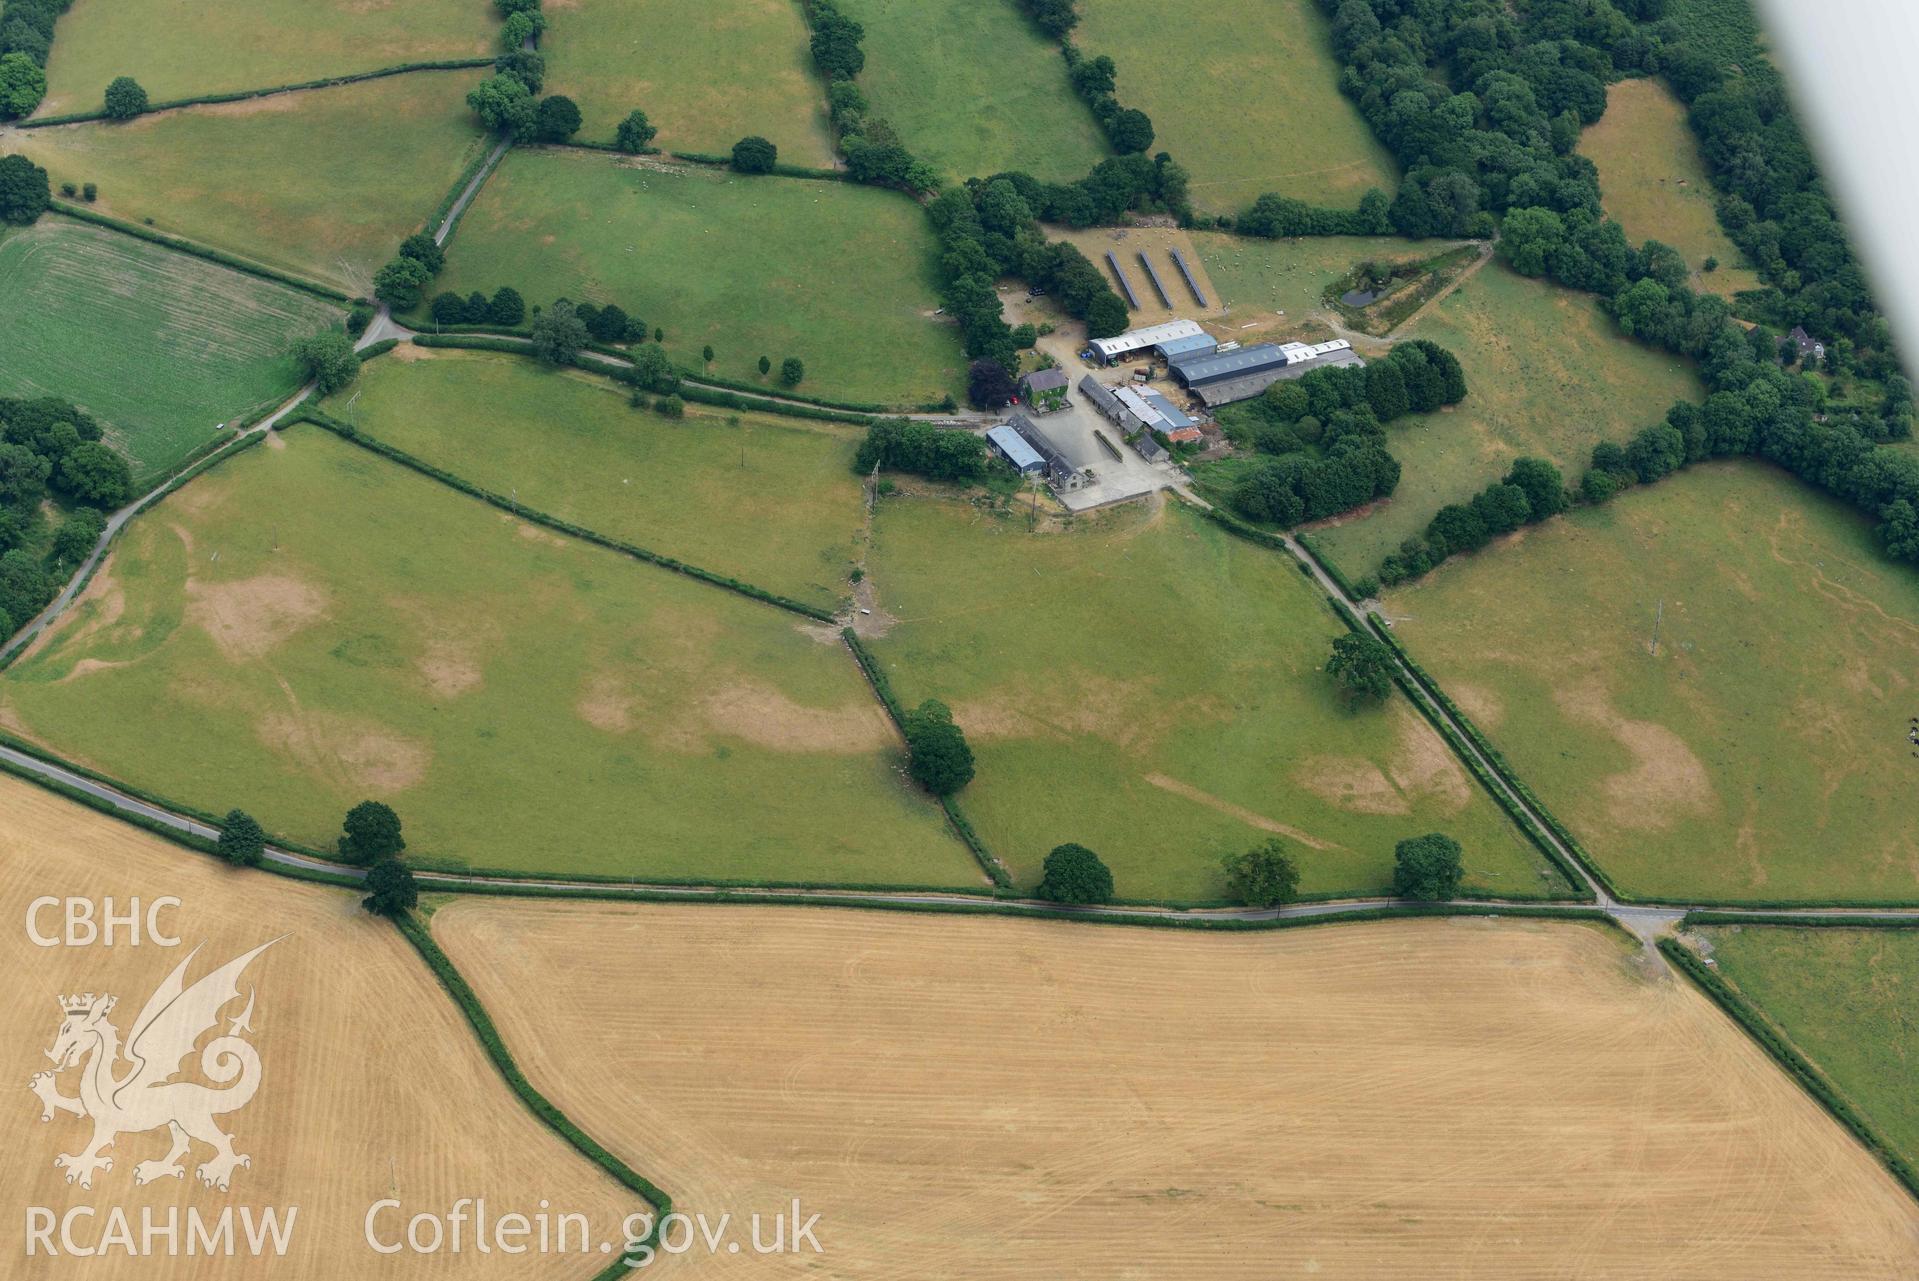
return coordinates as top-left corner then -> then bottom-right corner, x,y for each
39,0 -> 494,116
544,0 -> 835,163
1193,232 -> 1467,327
322,349 -> 865,610
1308,262 -> 1702,576
0,428 -> 979,886
8,72 -> 492,294
864,495 -> 1565,902
1700,925 -> 1919,1169
1077,0 -> 1394,214
1581,78 -> 1759,299
432,148 -> 962,404
833,0 -> 1108,182
1382,463 -> 1919,903
0,220 -> 339,480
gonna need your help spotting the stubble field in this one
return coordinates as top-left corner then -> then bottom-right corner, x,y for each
0,220 -> 340,480
0,773 -> 638,1278
864,495 -> 1560,902
434,900 -> 1919,1278
0,428 -> 978,887
321,350 -> 866,612
1381,463 -> 1919,903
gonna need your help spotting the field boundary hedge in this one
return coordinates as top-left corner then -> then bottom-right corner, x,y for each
1294,530 -> 1365,600
665,150 -> 849,183
422,135 -> 505,243
47,204 -> 354,302
395,913 -> 672,1258
1178,498 -> 1591,901
840,628 -> 1013,889
1684,911 -> 1919,930
1362,614 -> 1619,900
293,409 -> 840,621
19,59 -> 495,128
1660,937 -> 1919,1202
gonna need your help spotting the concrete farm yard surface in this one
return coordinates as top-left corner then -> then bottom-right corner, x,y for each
864,495 -> 1564,902
1307,260 -> 1703,575
0,774 -> 638,1277
323,351 -> 866,613
0,427 -> 978,886
0,220 -> 340,480
1383,463 -> 1919,903
37,0 -> 496,116
543,0 -> 835,163
832,0 -> 1109,183
1077,0 -> 1395,214
7,71 -> 494,294
433,149 -> 963,405
434,900 -> 1919,1278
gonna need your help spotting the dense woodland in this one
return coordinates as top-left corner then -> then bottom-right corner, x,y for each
0,396 -> 132,636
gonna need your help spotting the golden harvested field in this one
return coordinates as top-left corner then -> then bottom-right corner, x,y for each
435,900 -> 1919,1278
1580,78 -> 1760,299
0,773 -> 637,1277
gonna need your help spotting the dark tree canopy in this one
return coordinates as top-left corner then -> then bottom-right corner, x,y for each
488,285 -> 526,325
779,356 -> 804,385
616,108 -> 656,153
901,698 -> 974,796
217,809 -> 267,868
55,442 -> 132,508
1326,632 -> 1393,705
967,359 -> 1016,410
1393,833 -> 1464,901
0,152 -> 49,224
1037,843 -> 1114,905
1221,838 -> 1300,908
102,75 -> 146,119
855,418 -> 984,483
531,300 -> 589,365
340,800 -> 405,864
534,93 -> 581,143
361,858 -> 418,917
731,135 -> 777,174
294,329 -> 360,395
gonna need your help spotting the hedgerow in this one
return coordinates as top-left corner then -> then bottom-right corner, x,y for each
46,204 -> 351,300
14,58 -> 495,127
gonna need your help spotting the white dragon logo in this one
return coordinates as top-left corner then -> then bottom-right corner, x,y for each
27,939 -> 280,1191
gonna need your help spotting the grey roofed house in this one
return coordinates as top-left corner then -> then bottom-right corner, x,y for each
1789,325 -> 1826,360
985,423 -> 1045,474
1130,431 -> 1169,463
1021,368 -> 1069,393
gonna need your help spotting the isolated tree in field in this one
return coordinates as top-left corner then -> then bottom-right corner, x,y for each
1221,838 -> 1300,908
966,358 -> 1016,409
535,93 -> 581,143
531,300 -> 588,364
758,355 -> 772,376
731,135 -> 777,174
1325,632 -> 1393,705
780,357 -> 805,386
488,285 -> 525,325
656,394 -> 685,418
0,51 -> 45,119
615,109 -> 656,153
901,698 -> 974,796
361,858 -> 418,917
701,343 -> 714,370
373,255 -> 432,310
102,76 -> 147,119
54,442 -> 132,508
293,329 -> 360,395
340,800 -> 405,864
0,152 -> 50,224
1392,832 -> 1463,901
1037,842 -> 1113,905
217,809 -> 267,868
653,326 -> 663,343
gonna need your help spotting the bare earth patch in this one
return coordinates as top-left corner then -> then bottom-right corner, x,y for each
1556,677 -> 1716,831
256,708 -> 430,793
13,557 -> 122,665
185,573 -> 327,661
698,683 -> 893,754
1296,706 -> 1472,816
1142,773 -> 1339,849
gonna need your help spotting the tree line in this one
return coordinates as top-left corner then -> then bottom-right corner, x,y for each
0,397 -> 134,640
0,0 -> 67,119
1223,341 -> 1468,529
